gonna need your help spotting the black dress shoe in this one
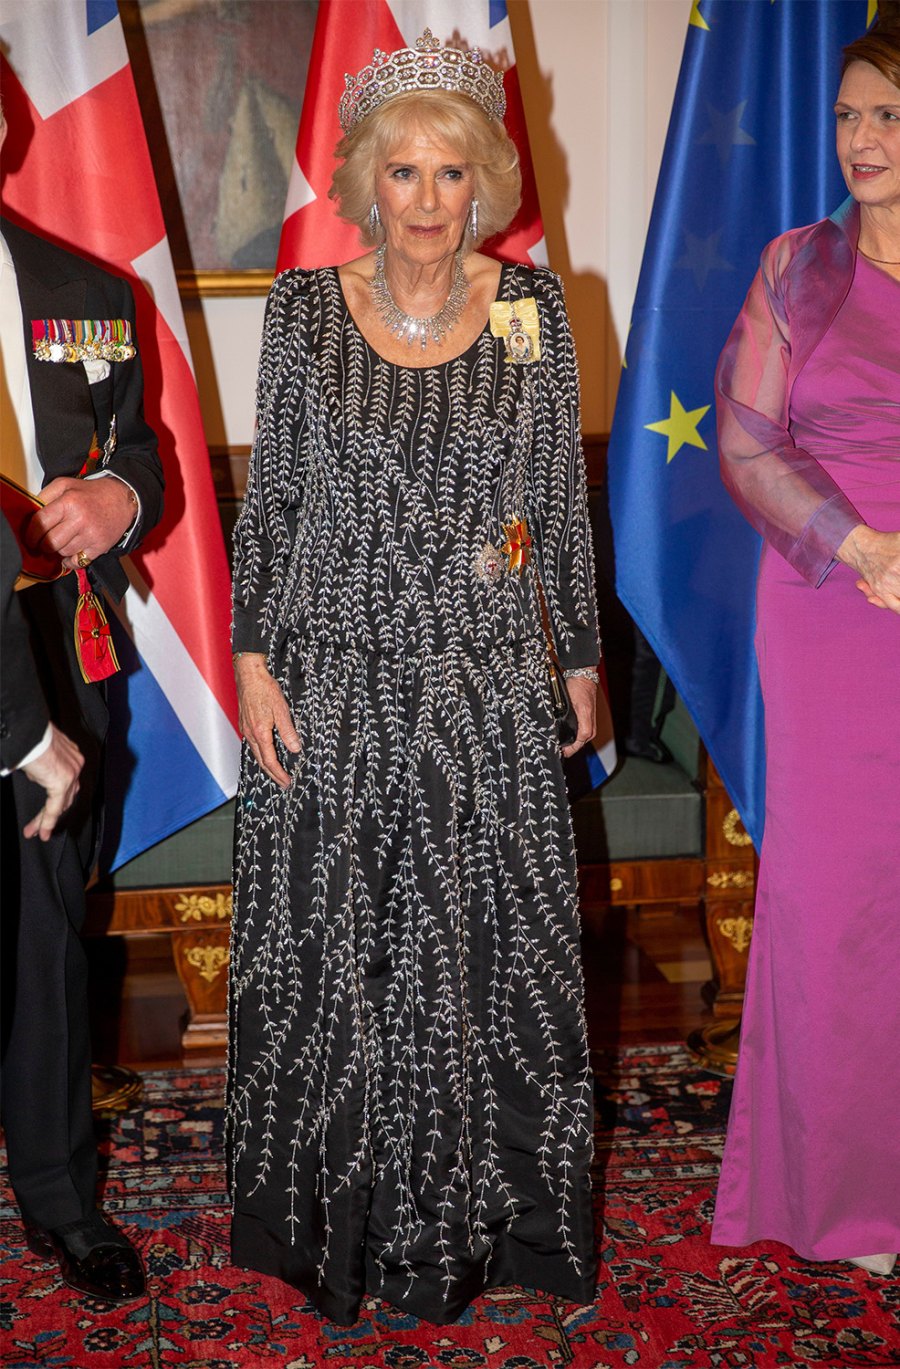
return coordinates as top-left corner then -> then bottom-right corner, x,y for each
623,737 -> 673,765
24,1212 -> 145,1304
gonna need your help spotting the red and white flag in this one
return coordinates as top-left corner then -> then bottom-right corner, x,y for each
0,0 -> 241,868
277,0 -> 546,272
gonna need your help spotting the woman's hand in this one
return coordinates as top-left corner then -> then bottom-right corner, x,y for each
560,674 -> 597,759
235,653 -> 301,788
836,527 -> 900,614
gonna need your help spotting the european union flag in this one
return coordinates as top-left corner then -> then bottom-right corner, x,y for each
607,0 -> 871,849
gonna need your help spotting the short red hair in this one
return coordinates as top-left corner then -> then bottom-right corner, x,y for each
841,13 -> 900,87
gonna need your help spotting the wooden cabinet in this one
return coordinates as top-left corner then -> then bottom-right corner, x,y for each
86,885 -> 232,1053
577,751 -> 755,1022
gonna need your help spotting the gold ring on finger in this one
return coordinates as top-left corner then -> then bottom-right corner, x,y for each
76,550 -> 91,569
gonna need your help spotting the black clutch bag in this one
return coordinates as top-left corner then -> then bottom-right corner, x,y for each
547,653 -> 578,746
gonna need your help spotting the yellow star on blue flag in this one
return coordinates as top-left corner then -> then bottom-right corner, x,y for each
698,100 -> 756,167
675,229 -> 734,291
645,391 -> 710,463
608,0 -> 867,852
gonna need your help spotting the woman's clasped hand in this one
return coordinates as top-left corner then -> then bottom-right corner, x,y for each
839,525 -> 900,610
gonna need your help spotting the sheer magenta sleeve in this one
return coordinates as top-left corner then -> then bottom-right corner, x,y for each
715,234 -> 863,587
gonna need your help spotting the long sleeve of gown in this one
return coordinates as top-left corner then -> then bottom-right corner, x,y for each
715,233 -> 863,587
232,271 -> 309,653
526,270 -> 600,670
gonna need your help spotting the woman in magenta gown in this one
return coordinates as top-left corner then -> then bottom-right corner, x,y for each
713,23 -> 900,1276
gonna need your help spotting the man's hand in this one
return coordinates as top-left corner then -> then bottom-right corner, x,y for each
28,477 -> 136,569
21,724 -> 84,841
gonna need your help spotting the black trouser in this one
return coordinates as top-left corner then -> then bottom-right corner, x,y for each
0,578 -> 107,1228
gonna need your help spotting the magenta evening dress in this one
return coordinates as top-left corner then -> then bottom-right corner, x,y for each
713,253 -> 900,1261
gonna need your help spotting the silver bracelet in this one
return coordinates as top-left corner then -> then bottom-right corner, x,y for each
563,666 -> 599,683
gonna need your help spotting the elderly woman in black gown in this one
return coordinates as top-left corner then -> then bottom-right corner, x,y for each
228,31 -> 601,1326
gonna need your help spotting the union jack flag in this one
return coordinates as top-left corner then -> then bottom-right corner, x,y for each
0,0 -> 241,868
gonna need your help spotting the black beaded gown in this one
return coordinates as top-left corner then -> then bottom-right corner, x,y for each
228,262 -> 600,1326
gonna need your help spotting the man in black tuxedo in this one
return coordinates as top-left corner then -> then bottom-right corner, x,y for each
1,112 -> 164,1300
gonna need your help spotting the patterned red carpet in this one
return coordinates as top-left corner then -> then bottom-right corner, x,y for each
2,1046 -> 897,1368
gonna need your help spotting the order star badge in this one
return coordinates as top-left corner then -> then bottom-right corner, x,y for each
501,515 -> 532,575
473,541 -> 505,583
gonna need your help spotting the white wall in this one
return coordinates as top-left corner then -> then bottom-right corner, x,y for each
188,0 -> 691,447
184,294 -> 264,450
514,0 -> 689,432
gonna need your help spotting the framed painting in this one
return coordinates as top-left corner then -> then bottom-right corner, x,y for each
122,0 -> 318,295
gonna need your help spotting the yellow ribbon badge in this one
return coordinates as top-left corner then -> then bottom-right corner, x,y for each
489,297 -> 541,364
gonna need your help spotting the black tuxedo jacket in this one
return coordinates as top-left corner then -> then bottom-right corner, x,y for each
0,224 -> 164,1230
0,511 -> 49,771
1,217 -> 164,600
0,218 -> 165,847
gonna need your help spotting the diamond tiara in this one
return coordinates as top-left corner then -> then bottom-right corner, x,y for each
338,28 -> 507,135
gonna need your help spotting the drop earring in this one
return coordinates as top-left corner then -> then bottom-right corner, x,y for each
467,198 -> 479,242
368,201 -> 382,238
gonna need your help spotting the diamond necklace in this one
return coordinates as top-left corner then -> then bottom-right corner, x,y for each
371,246 -> 469,350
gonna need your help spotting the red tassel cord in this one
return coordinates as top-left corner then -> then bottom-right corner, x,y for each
73,568 -> 120,682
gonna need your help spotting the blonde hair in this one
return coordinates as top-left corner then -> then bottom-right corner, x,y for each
330,90 -> 521,251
